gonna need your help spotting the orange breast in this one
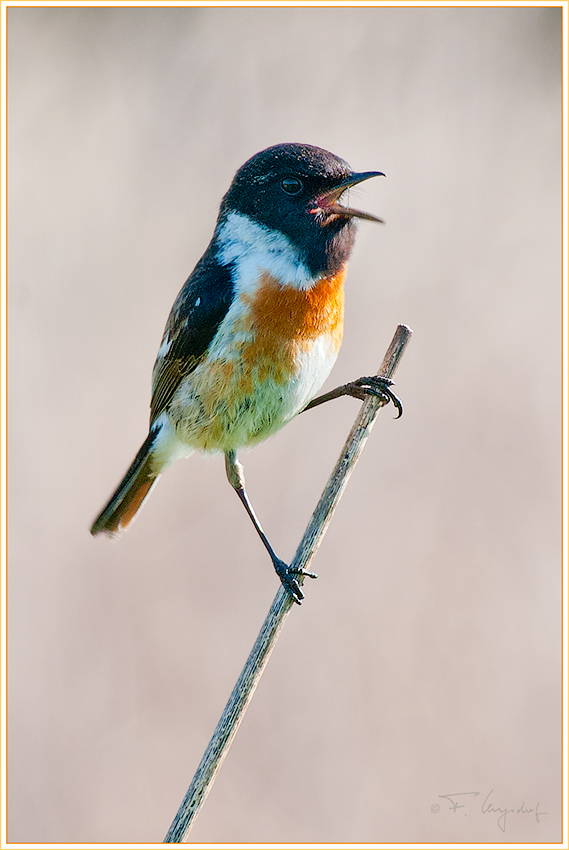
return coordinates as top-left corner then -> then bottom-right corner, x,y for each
238,267 -> 345,380
170,267 -> 346,451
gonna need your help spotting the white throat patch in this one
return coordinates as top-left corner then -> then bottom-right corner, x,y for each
216,211 -> 314,292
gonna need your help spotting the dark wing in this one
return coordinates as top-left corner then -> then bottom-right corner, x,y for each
150,248 -> 234,423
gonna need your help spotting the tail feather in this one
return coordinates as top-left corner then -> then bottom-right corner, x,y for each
91,431 -> 159,537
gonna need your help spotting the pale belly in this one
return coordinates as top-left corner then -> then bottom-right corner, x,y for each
168,332 -> 339,453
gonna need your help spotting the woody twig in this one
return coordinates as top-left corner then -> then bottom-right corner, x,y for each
164,323 -> 413,842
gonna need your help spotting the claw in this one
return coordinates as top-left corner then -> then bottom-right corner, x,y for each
350,376 -> 403,418
273,558 -> 318,604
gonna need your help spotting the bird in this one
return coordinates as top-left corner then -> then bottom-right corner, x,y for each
91,142 -> 401,603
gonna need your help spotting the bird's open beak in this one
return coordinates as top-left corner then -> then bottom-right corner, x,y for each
313,171 -> 385,223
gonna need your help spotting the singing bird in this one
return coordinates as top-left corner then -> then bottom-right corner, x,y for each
91,143 -> 400,602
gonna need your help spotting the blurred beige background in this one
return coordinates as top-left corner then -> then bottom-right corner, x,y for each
6,4 -> 562,844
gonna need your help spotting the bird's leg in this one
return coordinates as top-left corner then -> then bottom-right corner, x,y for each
224,450 -> 317,604
302,375 -> 403,418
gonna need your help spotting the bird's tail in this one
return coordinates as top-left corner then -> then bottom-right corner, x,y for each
91,430 -> 160,537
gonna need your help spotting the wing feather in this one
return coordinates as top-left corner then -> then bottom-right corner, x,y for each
150,249 -> 234,422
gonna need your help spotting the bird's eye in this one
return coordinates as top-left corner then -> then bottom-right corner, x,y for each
281,177 -> 303,195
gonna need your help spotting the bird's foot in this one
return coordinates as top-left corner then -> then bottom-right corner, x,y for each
273,558 -> 318,605
344,376 -> 403,418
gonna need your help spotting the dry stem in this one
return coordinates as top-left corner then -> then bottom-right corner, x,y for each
164,323 -> 413,842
